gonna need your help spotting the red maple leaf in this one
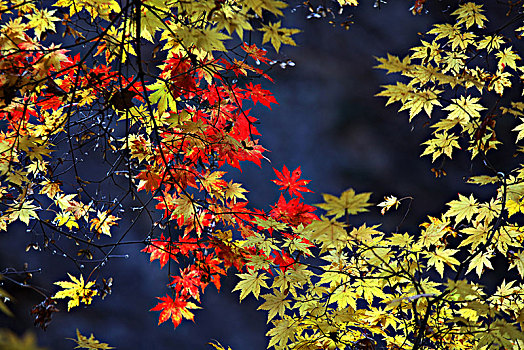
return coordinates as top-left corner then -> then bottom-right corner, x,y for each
170,267 -> 203,301
241,43 -> 270,65
272,165 -> 313,198
270,250 -> 295,272
270,194 -> 318,226
244,82 -> 277,109
141,234 -> 178,269
150,294 -> 199,329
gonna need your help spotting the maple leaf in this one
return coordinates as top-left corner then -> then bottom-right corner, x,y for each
233,271 -> 268,301
270,195 -> 318,226
267,317 -> 296,348
241,43 -> 270,64
260,21 -> 300,52
39,180 -> 62,198
224,180 -> 248,202
476,35 -> 505,53
488,70 -> 512,96
170,267 -> 203,301
54,212 -> 79,230
7,200 -> 40,225
459,222 -> 489,250
452,2 -> 487,29
377,195 -> 401,215
150,294 -> 200,329
466,250 -> 494,278
509,250 -> 524,278
209,341 -> 233,350
374,54 -> 411,75
54,193 -> 76,211
68,329 -> 114,349
66,200 -> 93,221
421,131 -> 460,162
443,96 -> 486,125
316,188 -> 372,218
141,234 -> 177,268
89,210 -> 120,237
53,274 -> 98,311
0,329 -> 46,350
0,274 -> 13,317
445,193 -> 479,225
26,8 -> 59,40
272,165 -> 312,198
496,47 -> 520,71
513,118 -> 524,143
425,247 -> 460,278
244,83 -> 278,109
258,290 -> 290,322
337,0 -> 358,5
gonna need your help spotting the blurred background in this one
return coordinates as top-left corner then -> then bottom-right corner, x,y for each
0,1 -> 517,349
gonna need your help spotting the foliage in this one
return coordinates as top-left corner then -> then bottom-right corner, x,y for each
2,0 -> 524,349
0,329 -> 46,350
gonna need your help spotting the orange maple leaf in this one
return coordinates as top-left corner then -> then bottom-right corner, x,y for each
141,234 -> 178,268
150,294 -> 200,329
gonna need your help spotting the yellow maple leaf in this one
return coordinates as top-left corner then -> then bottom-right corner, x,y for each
512,118 -> 524,143
374,54 -> 412,74
509,250 -> 524,278
266,317 -> 296,348
7,200 -> 40,225
90,210 -> 120,237
476,35 -> 504,53
39,180 -> 62,199
421,131 -> 460,162
68,329 -> 114,349
258,290 -> 290,322
445,193 -> 479,225
260,21 -> 300,52
443,96 -> 485,125
377,195 -> 401,215
337,0 -> 358,5
425,247 -> 460,277
25,8 -> 59,40
398,88 -> 442,121
316,188 -> 372,218
467,250 -> 494,278
209,341 -> 233,350
54,212 -> 79,230
54,193 -> 76,211
488,70 -> 512,96
53,274 -> 98,311
452,2 -> 487,29
224,180 -> 248,202
233,271 -> 268,301
0,329 -> 46,350
496,47 -> 520,71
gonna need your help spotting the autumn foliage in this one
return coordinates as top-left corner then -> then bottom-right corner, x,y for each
3,0 -> 524,349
